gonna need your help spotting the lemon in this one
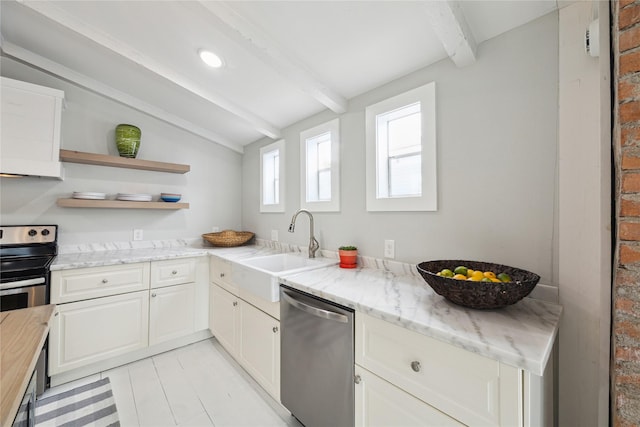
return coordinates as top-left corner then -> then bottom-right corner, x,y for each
481,277 -> 493,282
490,278 -> 502,283
483,271 -> 496,279
471,270 -> 484,281
453,274 -> 467,280
440,269 -> 454,278
453,266 -> 468,276
497,273 -> 512,283
467,269 -> 475,278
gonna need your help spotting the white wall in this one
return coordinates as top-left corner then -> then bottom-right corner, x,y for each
242,12 -> 559,283
0,57 -> 243,245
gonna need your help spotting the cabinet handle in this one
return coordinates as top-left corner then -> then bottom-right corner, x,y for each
220,273 -> 225,278
171,270 -> 178,275
354,375 -> 361,384
232,301 -> 238,306
411,361 -> 421,372
101,279 -> 108,284
151,293 -> 157,297
272,326 -> 278,333
55,312 -> 59,317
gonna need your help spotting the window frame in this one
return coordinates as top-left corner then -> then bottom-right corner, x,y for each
299,118 -> 340,212
260,139 -> 285,213
365,82 -> 437,212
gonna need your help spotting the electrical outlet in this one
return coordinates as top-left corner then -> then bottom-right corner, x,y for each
133,229 -> 143,241
212,226 -> 220,232
271,230 -> 279,241
384,239 -> 395,259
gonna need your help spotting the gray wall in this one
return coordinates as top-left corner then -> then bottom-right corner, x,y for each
242,12 -> 559,283
0,57 -> 243,246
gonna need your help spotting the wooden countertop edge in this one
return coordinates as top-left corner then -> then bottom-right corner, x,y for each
0,305 -> 55,427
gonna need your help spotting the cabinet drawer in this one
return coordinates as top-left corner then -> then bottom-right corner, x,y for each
210,257 -> 237,293
356,313 -> 521,426
51,263 -> 150,303
151,258 -> 197,289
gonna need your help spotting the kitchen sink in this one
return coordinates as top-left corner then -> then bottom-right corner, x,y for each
230,253 -> 338,302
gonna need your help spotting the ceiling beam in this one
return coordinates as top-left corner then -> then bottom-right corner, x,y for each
197,1 -> 348,114
17,0 -> 281,140
422,1 -> 477,67
1,41 -> 244,154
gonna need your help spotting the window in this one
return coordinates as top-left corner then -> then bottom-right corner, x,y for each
300,119 -> 340,212
260,140 -> 285,213
365,82 -> 437,211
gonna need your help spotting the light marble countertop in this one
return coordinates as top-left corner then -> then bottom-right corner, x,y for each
50,241 -> 562,376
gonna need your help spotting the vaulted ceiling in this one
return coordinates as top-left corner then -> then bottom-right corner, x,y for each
0,1 -> 559,153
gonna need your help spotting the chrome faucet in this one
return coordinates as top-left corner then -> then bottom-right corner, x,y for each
288,209 -> 320,258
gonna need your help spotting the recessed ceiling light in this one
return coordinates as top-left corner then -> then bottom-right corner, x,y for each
199,49 -> 223,68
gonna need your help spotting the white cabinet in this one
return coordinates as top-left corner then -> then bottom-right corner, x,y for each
209,258 -> 281,401
149,283 -> 196,346
356,312 -> 521,426
49,290 -> 149,375
0,77 -> 64,178
354,365 -> 464,427
238,299 -> 280,400
209,283 -> 239,356
49,256 -> 209,382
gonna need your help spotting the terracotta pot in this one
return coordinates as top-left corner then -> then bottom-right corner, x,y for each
339,249 -> 358,268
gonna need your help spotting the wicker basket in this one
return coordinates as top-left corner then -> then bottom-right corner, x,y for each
202,230 -> 254,247
416,260 -> 540,309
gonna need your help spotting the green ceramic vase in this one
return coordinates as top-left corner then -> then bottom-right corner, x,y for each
115,124 -> 141,158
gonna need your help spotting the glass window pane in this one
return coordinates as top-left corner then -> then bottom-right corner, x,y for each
263,149 -> 279,205
318,169 -> 331,201
389,154 -> 421,197
388,111 -> 421,157
317,138 -> 331,170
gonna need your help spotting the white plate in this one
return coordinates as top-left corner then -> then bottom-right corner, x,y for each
117,193 -> 151,198
117,196 -> 152,202
73,192 -> 106,200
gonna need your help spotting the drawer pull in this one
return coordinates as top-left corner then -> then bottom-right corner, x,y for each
233,301 -> 238,307
171,270 -> 178,275
101,279 -> 108,284
272,326 -> 278,333
354,374 -> 361,384
151,293 -> 157,297
220,273 -> 225,278
411,361 -> 421,372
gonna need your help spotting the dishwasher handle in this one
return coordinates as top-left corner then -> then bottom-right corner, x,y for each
282,290 -> 349,323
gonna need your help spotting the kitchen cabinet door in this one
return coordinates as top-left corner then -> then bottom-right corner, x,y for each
209,283 -> 239,357
354,365 -> 465,427
149,283 -> 196,346
49,290 -> 149,375
238,300 -> 280,401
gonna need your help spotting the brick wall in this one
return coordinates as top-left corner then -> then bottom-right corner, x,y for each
614,1 -> 640,425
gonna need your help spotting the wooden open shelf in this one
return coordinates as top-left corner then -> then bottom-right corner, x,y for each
57,198 -> 189,210
59,150 -> 190,174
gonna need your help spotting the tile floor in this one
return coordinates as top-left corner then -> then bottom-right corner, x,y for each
39,339 -> 302,427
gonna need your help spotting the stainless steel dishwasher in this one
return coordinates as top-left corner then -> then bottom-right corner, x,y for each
280,285 -> 354,427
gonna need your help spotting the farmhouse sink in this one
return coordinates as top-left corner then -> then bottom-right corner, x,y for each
230,253 -> 338,302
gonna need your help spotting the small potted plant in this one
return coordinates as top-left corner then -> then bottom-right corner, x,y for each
338,246 -> 358,268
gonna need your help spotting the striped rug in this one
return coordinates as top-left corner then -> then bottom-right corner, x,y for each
35,377 -> 119,427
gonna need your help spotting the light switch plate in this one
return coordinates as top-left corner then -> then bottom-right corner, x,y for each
271,230 -> 278,241
212,226 -> 220,232
133,229 -> 143,241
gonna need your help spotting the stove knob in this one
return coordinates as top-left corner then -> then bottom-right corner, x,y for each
28,229 -> 37,237
41,229 -> 50,236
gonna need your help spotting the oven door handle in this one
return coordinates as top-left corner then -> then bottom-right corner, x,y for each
282,290 -> 349,323
0,277 -> 45,290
